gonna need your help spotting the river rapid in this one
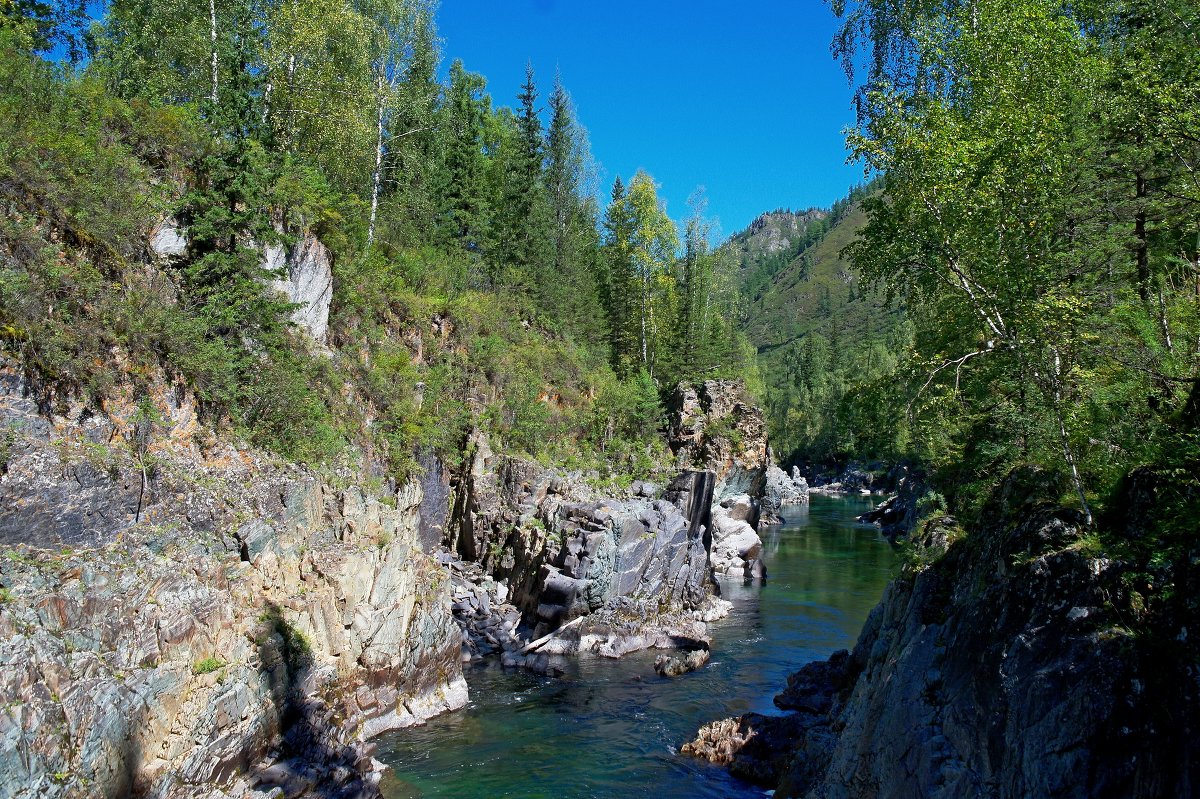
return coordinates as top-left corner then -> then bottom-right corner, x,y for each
377,494 -> 896,798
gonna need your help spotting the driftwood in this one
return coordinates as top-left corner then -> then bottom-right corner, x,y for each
519,616 -> 584,654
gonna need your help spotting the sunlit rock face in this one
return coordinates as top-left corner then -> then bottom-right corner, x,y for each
147,216 -> 334,345
264,232 -> 333,345
667,379 -> 770,503
0,367 -> 464,799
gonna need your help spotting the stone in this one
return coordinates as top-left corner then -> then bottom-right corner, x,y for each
653,647 -> 710,677
689,469 -> 1198,799
267,233 -> 333,344
667,380 -> 770,502
0,370 -> 465,799
762,463 -> 809,524
149,216 -> 188,258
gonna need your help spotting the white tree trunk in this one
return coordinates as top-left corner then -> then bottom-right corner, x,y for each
209,0 -> 218,105
1052,348 -> 1093,527
367,70 -> 386,248
640,269 -> 649,367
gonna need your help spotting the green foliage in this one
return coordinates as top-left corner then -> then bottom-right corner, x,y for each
192,655 -> 225,675
830,0 -> 1200,531
0,0 -> 762,494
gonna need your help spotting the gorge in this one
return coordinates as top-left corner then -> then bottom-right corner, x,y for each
2,0 -> 1199,797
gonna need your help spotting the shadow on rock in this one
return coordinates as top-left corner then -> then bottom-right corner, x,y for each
248,602 -> 380,799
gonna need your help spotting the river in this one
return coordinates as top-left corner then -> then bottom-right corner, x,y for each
377,494 -> 896,798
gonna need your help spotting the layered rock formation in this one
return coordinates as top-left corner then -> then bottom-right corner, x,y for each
668,380 -> 770,502
761,464 -> 810,525
684,468 -> 1199,798
442,433 -> 729,666
667,380 -> 771,577
433,380 -> 776,661
0,368 -> 464,799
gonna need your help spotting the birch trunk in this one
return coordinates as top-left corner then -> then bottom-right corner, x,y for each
209,0 -> 218,105
367,70 -> 386,248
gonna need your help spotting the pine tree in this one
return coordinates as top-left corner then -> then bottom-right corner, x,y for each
436,59 -> 491,258
602,176 -> 638,372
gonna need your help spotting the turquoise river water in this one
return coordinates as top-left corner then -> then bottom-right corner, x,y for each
377,494 -> 896,798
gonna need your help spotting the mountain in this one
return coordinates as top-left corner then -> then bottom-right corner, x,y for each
727,184 -> 910,462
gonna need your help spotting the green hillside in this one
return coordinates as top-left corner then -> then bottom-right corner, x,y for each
729,187 -> 911,463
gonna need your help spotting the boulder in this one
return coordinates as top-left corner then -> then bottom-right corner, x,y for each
761,463 -> 810,524
654,646 -> 711,677
709,495 -> 764,578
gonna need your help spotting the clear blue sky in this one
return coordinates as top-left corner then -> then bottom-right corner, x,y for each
436,0 -> 865,239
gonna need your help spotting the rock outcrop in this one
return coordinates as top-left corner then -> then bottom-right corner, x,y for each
856,464 -> 927,542
710,493 -> 765,578
0,367 -> 464,799
147,217 -> 333,344
684,467 -> 1199,798
762,463 -> 810,525
666,380 -> 771,578
668,379 -> 770,502
443,433 -> 729,663
264,232 -> 334,345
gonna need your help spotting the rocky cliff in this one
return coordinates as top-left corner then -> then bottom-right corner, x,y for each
440,432 -> 729,670
685,467 -> 1199,798
0,367 -> 464,799
0,365 -> 778,795
437,379 -> 774,665
667,380 -> 772,578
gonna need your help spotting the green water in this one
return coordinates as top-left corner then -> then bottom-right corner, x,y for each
377,494 -> 896,798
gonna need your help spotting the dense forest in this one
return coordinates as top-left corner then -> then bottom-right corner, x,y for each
727,182 -> 914,463
831,0 -> 1200,525
0,0 -> 758,483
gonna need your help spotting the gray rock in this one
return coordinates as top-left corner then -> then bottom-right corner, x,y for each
149,216 -> 188,258
267,233 -> 333,345
654,647 -> 711,677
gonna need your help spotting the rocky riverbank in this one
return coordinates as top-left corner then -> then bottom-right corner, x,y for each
0,365 -> 778,797
437,380 -> 775,670
0,368 -> 465,799
683,467 -> 1200,798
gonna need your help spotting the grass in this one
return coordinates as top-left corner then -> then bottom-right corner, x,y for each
192,656 -> 225,675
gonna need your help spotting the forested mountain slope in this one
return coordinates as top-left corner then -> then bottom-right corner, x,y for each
729,186 -> 909,463
0,4 -> 773,796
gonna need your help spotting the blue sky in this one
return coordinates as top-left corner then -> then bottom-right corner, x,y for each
437,0 -> 865,239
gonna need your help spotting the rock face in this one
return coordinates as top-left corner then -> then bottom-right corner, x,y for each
710,493 -> 764,578
146,217 -> 334,344
685,467 -> 1199,798
666,380 -> 770,578
265,232 -> 334,344
444,433 -> 729,657
0,367 -> 464,799
149,217 -> 188,259
668,380 -> 770,502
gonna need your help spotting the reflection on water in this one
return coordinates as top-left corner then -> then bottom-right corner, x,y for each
377,495 -> 896,798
